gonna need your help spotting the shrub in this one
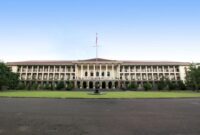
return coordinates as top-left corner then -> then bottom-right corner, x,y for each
66,82 -> 74,91
127,83 -> 138,90
178,81 -> 186,90
44,84 -> 50,90
31,83 -> 38,90
56,81 -> 65,90
143,83 -> 152,91
17,83 -> 26,90
168,82 -> 178,90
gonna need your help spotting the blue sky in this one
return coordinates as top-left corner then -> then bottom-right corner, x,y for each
0,0 -> 200,62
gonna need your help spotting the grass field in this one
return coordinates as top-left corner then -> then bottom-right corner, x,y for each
0,90 -> 200,99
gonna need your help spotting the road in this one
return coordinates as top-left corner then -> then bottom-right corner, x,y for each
0,98 -> 200,135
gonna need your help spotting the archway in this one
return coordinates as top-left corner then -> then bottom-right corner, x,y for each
108,81 -> 112,89
102,82 -> 106,89
83,81 -> 87,89
115,81 -> 118,89
89,81 -> 93,89
77,81 -> 80,89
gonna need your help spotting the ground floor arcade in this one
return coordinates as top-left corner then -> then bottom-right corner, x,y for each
20,80 -> 179,90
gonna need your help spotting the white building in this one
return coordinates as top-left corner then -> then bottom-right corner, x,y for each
7,58 -> 190,89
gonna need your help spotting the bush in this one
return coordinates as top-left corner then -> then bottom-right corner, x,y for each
143,83 -> 152,91
168,82 -> 178,90
17,83 -> 26,90
66,82 -> 74,90
44,84 -> 50,90
178,81 -> 186,90
31,83 -> 38,90
127,83 -> 138,90
38,84 -> 44,90
56,81 -> 65,90
50,84 -> 55,90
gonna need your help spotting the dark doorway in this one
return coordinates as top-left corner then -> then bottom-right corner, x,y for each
77,81 -> 80,89
89,82 -> 93,89
115,81 -> 118,89
83,82 -> 87,89
108,82 -> 112,89
102,82 -> 106,89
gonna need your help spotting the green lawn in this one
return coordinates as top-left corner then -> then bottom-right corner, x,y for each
0,90 -> 200,99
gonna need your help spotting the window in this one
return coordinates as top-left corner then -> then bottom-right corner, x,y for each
96,72 -> 99,76
107,72 -> 110,77
85,72 -> 88,76
102,72 -> 104,76
90,72 -> 93,76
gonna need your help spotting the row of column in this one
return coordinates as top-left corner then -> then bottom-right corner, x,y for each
121,65 -> 179,73
79,64 -> 117,79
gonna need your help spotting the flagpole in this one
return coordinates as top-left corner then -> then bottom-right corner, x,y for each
96,33 -> 98,61
94,33 -> 100,94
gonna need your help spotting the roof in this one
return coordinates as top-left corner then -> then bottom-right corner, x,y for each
7,60 -> 75,66
6,58 -> 190,66
121,60 -> 190,66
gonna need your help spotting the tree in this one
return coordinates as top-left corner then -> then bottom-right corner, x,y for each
186,64 -> 200,91
0,62 -> 19,90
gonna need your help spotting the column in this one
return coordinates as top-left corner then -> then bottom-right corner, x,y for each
87,64 -> 89,79
53,66 -> 55,81
140,66 -> 142,81
106,81 -> 108,89
146,66 -> 148,81
112,81 -> 115,89
87,81 -> 89,89
151,66 -> 153,81
64,66 -> 67,80
80,81 -> 83,89
25,66 -> 28,80
112,64 -> 114,79
93,64 -> 96,78
31,66 -> 33,80
106,64 -> 108,78
100,64 -> 102,79
36,66 -> 39,80
174,66 -> 177,81
93,81 -> 95,89
81,64 -> 83,79
128,66 -> 131,80
75,64 -> 78,80
19,66 -> 22,80
42,66 -> 44,81
117,64 -> 121,79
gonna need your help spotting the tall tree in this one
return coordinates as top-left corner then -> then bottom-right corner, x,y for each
186,64 -> 200,90
0,63 -> 19,90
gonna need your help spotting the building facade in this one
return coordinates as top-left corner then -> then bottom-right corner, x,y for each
7,58 -> 190,89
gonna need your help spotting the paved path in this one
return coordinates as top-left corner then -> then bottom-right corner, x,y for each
0,98 -> 200,135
